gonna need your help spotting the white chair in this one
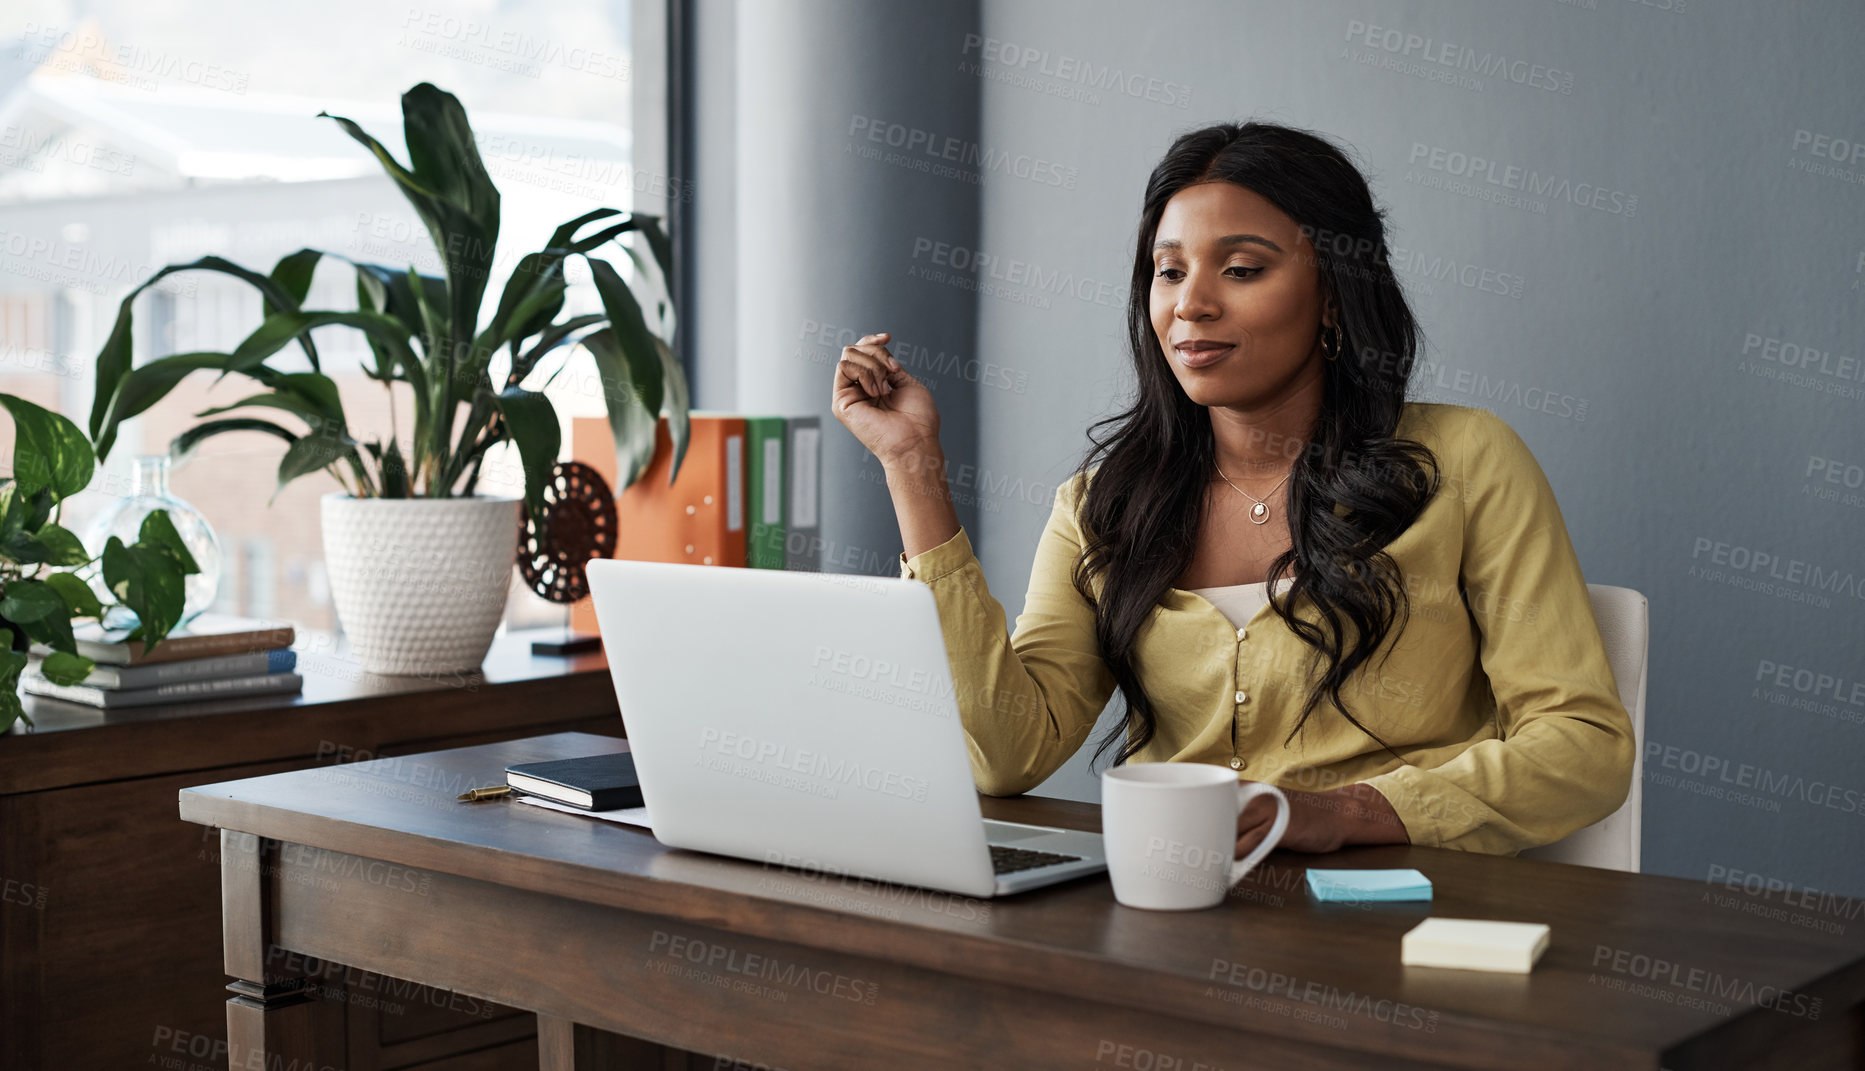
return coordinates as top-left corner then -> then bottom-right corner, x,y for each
1517,584 -> 1649,873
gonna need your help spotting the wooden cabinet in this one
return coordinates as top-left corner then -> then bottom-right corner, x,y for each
0,631 -> 626,1071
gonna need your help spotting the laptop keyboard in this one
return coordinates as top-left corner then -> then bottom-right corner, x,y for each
990,844 -> 1082,875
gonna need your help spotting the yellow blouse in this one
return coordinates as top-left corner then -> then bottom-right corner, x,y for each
897,401 -> 1635,855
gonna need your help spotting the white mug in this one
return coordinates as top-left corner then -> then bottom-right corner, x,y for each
1101,763 -> 1291,910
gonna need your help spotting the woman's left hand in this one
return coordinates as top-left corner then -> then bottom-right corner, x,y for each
1235,782 -> 1410,857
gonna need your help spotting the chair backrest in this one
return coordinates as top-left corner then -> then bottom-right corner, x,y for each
1517,584 -> 1648,872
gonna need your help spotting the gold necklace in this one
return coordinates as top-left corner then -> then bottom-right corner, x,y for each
1215,464 -> 1291,525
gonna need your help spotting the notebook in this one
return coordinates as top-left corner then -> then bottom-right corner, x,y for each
505,752 -> 645,811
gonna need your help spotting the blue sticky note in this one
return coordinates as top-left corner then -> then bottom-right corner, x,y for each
1306,868 -> 1433,902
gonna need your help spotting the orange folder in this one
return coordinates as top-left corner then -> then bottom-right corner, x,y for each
570,412 -> 747,633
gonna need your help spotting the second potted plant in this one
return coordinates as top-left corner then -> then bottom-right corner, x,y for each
87,83 -> 691,675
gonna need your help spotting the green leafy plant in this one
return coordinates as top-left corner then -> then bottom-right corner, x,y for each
1,395 -> 200,734
87,82 -> 691,521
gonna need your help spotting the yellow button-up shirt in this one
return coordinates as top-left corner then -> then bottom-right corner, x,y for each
898,402 -> 1635,854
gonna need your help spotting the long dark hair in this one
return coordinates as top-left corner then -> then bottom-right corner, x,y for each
1070,120 -> 1441,769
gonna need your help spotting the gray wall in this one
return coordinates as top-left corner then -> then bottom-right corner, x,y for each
696,0 -> 1865,898
732,0 -> 984,572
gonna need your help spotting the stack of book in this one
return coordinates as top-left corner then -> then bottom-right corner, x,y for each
569,411 -> 821,634
23,614 -> 304,709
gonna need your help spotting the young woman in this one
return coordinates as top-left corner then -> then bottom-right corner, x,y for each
831,121 -> 1634,858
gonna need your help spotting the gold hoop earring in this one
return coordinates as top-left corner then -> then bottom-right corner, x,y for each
1322,322 -> 1341,362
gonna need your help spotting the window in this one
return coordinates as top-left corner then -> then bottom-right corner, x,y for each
0,1 -> 646,637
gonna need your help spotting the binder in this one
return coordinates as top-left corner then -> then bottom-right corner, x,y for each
743,416 -> 789,570
784,415 -> 821,572
569,412 -> 747,633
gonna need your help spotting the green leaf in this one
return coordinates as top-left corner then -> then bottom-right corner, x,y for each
44,572 -> 104,619
38,650 -> 95,687
0,482 -> 21,545
25,523 -> 89,567
402,265 -> 456,461
93,351 -> 239,461
340,261 -> 433,448
619,242 -> 674,340
0,633 -> 26,730
269,248 -> 323,312
568,220 -> 637,256
5,579 -> 75,653
320,83 -> 500,373
633,213 -> 673,286
102,537 -> 186,650
371,439 -> 412,498
138,510 -> 201,575
1,393 -> 95,499
171,417 -> 299,460
653,334 -> 691,486
272,372 -> 346,420
0,579 -> 65,623
398,83 -> 501,339
21,486 -> 51,532
484,251 -> 568,362
547,207 -> 622,249
0,688 -> 23,735
406,265 -> 450,356
583,254 -> 692,490
585,258 -> 664,419
277,429 -> 358,492
581,328 -> 660,491
399,84 -> 501,242
515,313 -> 607,384
266,248 -> 324,368
194,393 -> 324,423
90,256 -> 317,459
491,387 -> 561,521
195,371 -> 345,425
343,259 -> 444,359
229,310 -> 416,377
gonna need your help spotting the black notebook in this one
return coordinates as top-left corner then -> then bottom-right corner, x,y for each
504,752 -> 644,811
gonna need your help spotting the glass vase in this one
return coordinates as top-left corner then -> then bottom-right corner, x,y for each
82,455 -> 223,630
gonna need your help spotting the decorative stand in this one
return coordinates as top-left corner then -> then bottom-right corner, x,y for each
518,461 -> 618,656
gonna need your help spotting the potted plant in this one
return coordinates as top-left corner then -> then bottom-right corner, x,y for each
1,394 -> 198,734
87,83 -> 690,676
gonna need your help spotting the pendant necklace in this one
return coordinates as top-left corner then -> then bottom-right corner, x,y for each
1215,464 -> 1292,525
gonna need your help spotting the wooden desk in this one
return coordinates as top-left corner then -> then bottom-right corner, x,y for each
1,632 -> 624,1071
177,732 -> 1865,1070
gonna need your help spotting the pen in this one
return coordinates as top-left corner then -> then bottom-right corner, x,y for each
458,785 -> 515,801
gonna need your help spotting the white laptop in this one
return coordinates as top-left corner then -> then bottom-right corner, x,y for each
584,557 -> 1106,898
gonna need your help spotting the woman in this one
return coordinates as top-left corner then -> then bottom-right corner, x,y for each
830,121 -> 1634,859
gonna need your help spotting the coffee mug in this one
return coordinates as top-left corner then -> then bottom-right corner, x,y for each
1101,763 -> 1291,910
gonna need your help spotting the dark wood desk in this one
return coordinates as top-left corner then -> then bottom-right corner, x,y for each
2,632 -> 624,1071
178,732 -> 1865,1071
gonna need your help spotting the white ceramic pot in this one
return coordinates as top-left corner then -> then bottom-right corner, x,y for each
320,493 -> 521,676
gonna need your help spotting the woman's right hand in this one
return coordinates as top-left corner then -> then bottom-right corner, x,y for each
831,331 -> 941,466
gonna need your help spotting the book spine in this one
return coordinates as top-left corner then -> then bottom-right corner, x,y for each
24,672 -> 304,709
82,628 -> 297,667
143,671 -> 303,701
88,650 -> 298,689
20,676 -> 111,707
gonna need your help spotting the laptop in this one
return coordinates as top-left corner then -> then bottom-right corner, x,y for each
584,557 -> 1107,898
